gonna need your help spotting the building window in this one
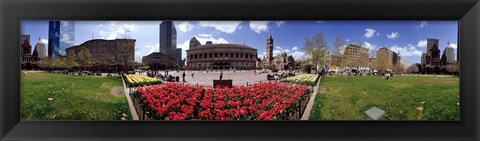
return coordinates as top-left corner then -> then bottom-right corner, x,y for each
195,54 -> 198,59
204,53 -> 208,58
236,53 -> 239,58
231,53 -> 234,58
215,53 -> 218,58
220,53 -> 223,58
209,53 -> 212,58
190,55 -> 193,59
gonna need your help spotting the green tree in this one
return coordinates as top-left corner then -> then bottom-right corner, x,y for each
77,48 -> 94,70
53,57 -> 67,70
446,63 -> 459,76
38,57 -> 53,70
66,52 -> 80,70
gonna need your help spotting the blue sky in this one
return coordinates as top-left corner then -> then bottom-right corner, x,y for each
21,20 -> 458,65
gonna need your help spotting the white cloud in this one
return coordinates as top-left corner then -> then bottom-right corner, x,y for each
95,21 -> 138,40
387,32 -> 399,39
177,21 -> 193,32
135,43 -> 159,62
275,21 -> 285,27
292,47 -> 298,51
362,42 -> 376,53
376,33 -> 380,36
249,21 -> 270,33
448,43 -> 458,49
199,21 -> 242,34
316,21 -> 325,23
291,51 -> 307,60
390,44 -> 423,57
275,46 -> 283,50
364,28 -> 376,38
60,33 -> 74,45
346,39 -> 350,42
259,46 -> 307,60
198,34 -> 212,37
419,21 -> 428,28
417,40 -> 427,47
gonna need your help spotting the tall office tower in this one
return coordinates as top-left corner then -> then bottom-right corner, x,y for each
159,21 -> 177,55
48,21 -> 61,59
444,43 -> 456,64
159,21 -> 181,66
34,38 -> 47,59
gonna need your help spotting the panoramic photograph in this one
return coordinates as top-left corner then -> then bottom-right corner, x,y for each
20,20 -> 459,120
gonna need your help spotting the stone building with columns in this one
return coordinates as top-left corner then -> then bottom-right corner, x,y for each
186,39 -> 258,70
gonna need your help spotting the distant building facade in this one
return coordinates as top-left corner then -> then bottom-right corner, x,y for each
21,37 -> 37,70
330,54 -> 345,67
142,52 -> 177,70
186,41 -> 257,70
376,47 -> 399,67
189,37 -> 201,48
421,53 -> 427,65
344,44 -> 369,69
66,39 -> 136,70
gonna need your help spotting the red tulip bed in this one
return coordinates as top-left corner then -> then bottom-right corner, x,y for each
133,82 -> 311,120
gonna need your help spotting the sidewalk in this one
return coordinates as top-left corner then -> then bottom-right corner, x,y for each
301,76 -> 322,120
120,76 -> 139,120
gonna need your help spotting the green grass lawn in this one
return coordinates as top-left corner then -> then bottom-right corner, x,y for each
309,75 -> 459,120
21,72 -> 131,120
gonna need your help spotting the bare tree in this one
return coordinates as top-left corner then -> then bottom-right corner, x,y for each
393,63 -> 405,73
375,54 -> 392,73
304,32 -> 328,69
334,35 -> 346,54
407,64 -> 419,73
116,40 -> 135,72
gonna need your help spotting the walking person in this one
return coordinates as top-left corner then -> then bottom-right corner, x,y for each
182,72 -> 186,82
192,72 -> 194,78
220,72 -> 223,80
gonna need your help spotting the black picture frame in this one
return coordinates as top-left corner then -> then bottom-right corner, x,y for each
1,0 -> 479,141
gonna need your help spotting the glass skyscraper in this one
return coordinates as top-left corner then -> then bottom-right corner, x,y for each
48,21 -> 60,59
59,21 -> 75,56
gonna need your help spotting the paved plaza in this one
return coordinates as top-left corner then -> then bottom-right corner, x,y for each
143,70 -> 292,86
